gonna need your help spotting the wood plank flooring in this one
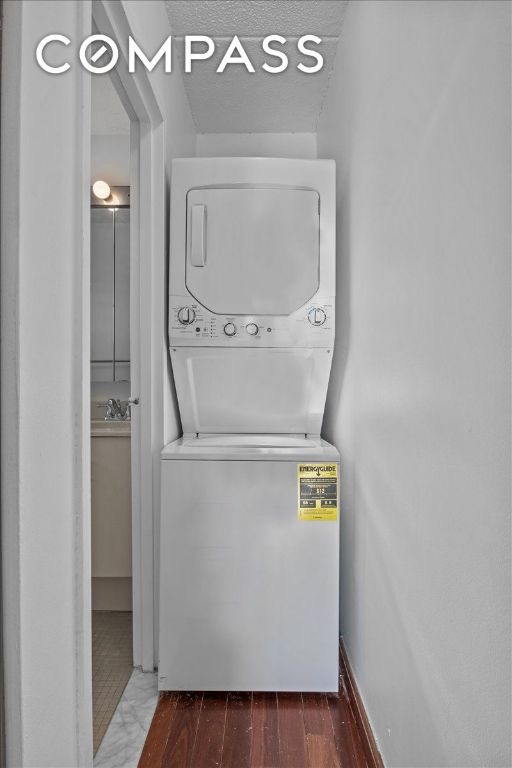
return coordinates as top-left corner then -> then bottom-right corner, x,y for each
139,642 -> 379,768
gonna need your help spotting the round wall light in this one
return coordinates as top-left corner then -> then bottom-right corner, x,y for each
92,180 -> 111,200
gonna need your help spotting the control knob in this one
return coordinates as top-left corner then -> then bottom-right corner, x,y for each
223,322 -> 237,336
308,308 -> 326,326
246,323 -> 259,336
177,306 -> 196,325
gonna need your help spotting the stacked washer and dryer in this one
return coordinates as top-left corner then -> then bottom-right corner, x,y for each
159,158 -> 339,693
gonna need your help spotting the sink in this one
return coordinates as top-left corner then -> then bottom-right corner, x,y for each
91,419 -> 131,437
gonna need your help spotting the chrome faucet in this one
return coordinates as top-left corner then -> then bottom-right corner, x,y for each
111,398 -> 123,419
104,398 -> 120,420
98,397 -> 137,420
99,398 -> 127,420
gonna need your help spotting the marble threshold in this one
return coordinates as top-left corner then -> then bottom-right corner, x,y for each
94,669 -> 158,768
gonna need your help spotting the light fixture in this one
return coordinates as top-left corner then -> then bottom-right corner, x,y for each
92,180 -> 111,200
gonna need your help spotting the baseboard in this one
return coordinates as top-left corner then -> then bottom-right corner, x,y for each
339,637 -> 385,768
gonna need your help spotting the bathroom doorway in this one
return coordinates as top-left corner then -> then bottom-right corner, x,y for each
91,0 -> 168,656
90,70 -> 134,754
86,3 -> 167,755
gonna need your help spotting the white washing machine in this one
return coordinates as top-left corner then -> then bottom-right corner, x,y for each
159,158 -> 339,692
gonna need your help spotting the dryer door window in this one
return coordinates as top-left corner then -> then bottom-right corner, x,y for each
186,187 -> 320,315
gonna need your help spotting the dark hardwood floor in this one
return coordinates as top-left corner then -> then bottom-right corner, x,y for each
139,641 -> 381,768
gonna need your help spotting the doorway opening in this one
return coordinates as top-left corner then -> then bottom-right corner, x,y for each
90,70 -> 134,754
83,0 -> 168,759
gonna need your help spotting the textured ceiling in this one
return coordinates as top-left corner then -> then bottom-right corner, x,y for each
165,1 -> 347,36
91,74 -> 130,135
164,0 -> 348,133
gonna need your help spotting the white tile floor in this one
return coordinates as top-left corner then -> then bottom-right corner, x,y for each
92,611 -> 134,753
94,669 -> 158,768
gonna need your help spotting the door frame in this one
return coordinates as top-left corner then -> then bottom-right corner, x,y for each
1,1 -> 165,760
1,2 -> 94,764
92,0 -> 165,672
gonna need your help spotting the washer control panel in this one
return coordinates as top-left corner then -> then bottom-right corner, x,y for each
169,296 -> 334,348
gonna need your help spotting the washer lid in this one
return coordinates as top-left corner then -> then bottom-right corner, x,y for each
185,187 -> 320,316
181,434 -> 322,448
170,347 -> 332,436
161,436 -> 340,462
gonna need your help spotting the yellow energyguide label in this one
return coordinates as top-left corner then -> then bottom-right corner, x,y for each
297,463 -> 338,521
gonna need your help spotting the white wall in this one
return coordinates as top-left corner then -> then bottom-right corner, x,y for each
91,134 -> 130,186
91,73 -> 130,185
318,2 -> 511,766
196,132 -> 317,158
122,0 -> 196,177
